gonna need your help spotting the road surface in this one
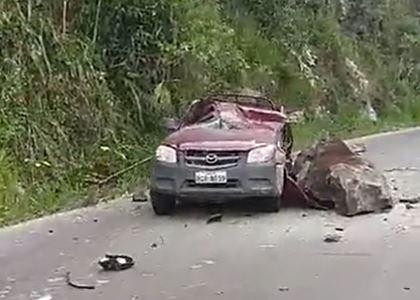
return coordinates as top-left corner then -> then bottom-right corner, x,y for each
1,128 -> 420,300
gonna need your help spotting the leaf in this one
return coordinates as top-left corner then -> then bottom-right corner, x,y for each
100,146 -> 111,152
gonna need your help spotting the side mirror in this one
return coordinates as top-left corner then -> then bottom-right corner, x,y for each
164,118 -> 180,133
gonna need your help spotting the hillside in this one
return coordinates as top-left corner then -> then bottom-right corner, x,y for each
0,0 -> 419,225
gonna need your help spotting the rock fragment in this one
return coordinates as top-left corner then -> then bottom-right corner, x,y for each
349,143 -> 367,154
132,188 -> 149,202
324,233 -> 342,243
98,254 -> 135,271
405,203 -> 415,210
35,296 -> 53,300
190,264 -> 203,270
400,197 -> 420,204
207,213 -> 223,224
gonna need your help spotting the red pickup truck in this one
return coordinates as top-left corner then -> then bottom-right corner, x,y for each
149,93 -> 295,215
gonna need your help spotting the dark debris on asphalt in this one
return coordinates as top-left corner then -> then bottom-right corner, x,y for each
207,213 -> 223,224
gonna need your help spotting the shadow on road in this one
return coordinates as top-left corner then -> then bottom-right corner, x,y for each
148,199 -> 310,222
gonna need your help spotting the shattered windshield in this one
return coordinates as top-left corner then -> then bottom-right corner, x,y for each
188,114 -> 250,130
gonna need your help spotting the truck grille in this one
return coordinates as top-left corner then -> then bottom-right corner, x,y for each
184,150 -> 241,169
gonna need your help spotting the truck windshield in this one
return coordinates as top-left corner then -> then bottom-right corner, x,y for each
189,115 -> 249,130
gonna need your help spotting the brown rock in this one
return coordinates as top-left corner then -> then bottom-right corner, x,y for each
292,138 -> 393,216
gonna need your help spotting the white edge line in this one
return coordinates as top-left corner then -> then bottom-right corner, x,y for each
347,126 -> 420,144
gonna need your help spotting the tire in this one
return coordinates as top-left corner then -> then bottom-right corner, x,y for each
151,192 -> 176,215
261,166 -> 284,213
263,196 -> 282,213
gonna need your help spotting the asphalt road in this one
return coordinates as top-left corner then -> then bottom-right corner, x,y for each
1,128 -> 420,300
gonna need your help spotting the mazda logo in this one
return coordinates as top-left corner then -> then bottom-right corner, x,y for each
205,153 -> 218,164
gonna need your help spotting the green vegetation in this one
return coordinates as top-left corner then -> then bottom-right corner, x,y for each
0,0 -> 419,225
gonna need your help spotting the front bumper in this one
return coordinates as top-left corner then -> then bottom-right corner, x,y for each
150,160 -> 282,203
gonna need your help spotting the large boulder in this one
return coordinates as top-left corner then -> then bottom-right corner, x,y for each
292,138 -> 393,216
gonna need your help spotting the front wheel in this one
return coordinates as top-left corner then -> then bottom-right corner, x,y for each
151,192 -> 176,215
262,166 -> 285,212
263,196 -> 282,213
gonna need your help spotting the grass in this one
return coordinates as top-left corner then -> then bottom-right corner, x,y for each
0,134 -> 161,227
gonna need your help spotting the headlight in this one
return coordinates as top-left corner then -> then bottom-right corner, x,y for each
247,145 -> 275,164
156,145 -> 177,163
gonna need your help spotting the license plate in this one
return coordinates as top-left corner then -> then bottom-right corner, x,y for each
195,171 -> 227,184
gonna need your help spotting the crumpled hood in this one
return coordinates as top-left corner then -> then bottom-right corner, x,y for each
164,127 -> 276,151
